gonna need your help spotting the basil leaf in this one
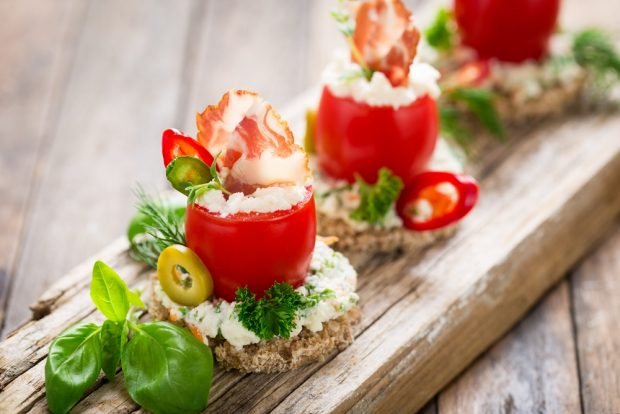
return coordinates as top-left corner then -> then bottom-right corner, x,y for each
90,261 -> 131,321
101,320 -> 128,380
45,323 -> 102,414
122,322 -> 213,414
127,289 -> 146,309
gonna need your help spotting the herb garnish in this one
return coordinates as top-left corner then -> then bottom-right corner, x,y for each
439,87 -> 504,152
177,152 -> 230,204
572,28 -> 620,85
424,8 -> 456,52
349,168 -> 404,225
45,261 -> 213,414
128,190 -> 186,268
234,282 -> 339,340
235,283 -> 306,341
331,1 -> 374,81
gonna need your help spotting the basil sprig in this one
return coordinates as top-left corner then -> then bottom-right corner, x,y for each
45,261 -> 213,414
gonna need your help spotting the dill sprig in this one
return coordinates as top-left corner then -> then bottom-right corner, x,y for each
330,0 -> 374,81
128,189 -> 186,268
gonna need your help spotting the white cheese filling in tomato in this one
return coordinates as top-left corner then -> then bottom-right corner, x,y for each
154,240 -> 359,349
322,50 -> 441,108
196,184 -> 309,217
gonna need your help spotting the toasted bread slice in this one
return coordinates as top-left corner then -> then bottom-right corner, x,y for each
148,274 -> 361,374
317,211 -> 457,254
496,77 -> 586,125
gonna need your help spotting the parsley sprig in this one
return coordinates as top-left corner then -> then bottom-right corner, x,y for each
234,283 -> 340,340
235,283 -> 306,341
350,168 -> 403,225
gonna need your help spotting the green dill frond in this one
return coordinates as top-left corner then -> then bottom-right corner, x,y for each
128,188 -> 186,268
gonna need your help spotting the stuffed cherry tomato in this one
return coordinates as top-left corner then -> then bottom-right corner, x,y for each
162,128 -> 215,167
315,86 -> 439,186
185,188 -> 316,302
397,171 -> 479,231
454,0 -> 561,63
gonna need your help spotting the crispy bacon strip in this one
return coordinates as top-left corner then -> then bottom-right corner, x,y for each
196,90 -> 310,194
351,0 -> 420,87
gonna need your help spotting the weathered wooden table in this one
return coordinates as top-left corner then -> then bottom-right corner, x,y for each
1,0 -> 619,413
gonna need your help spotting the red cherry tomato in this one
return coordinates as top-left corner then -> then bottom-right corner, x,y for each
162,128 -> 215,167
185,188 -> 316,302
315,86 -> 439,186
454,0 -> 561,63
397,171 -> 479,231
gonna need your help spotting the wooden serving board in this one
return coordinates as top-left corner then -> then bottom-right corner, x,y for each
0,88 -> 619,413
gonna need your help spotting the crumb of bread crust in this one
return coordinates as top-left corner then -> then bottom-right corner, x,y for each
316,210 -> 457,254
148,274 -> 362,373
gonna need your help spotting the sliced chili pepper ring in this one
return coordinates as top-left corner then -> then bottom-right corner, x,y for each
162,128 -> 215,167
397,171 -> 479,231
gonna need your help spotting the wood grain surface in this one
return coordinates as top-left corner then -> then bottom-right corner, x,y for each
1,0 -> 620,413
1,96 -> 619,413
439,282 -> 582,413
571,225 -> 620,414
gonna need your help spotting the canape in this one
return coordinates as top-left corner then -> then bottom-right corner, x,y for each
309,0 -> 479,253
422,0 -> 620,139
147,90 -> 360,373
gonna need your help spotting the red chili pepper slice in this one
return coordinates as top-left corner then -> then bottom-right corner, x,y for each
447,59 -> 491,88
162,128 -> 215,167
397,171 -> 479,231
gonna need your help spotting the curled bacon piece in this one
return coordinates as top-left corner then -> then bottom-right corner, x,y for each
196,90 -> 310,194
351,0 -> 420,87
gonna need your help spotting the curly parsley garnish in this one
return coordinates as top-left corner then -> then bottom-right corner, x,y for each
349,168 -> 403,225
234,283 -> 307,340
